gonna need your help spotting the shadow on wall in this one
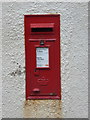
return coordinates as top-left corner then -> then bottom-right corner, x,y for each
23,100 -> 62,118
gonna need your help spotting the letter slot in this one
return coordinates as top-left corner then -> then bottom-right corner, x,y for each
30,23 -> 54,34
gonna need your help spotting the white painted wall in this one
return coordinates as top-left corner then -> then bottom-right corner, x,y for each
0,2 -> 2,120
2,2 -> 88,118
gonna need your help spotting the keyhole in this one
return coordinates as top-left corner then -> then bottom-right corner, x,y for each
34,69 -> 36,72
40,40 -> 44,45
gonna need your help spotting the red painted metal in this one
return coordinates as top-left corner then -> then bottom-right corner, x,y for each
24,14 -> 61,100
30,23 -> 54,28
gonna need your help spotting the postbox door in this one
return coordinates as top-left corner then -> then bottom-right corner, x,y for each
29,42 -> 57,96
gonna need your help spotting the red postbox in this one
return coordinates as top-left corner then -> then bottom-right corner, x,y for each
24,14 -> 61,99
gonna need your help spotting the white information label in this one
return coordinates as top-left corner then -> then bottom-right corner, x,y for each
36,47 -> 49,68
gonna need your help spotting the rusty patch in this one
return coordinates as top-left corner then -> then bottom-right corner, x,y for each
23,100 -> 62,118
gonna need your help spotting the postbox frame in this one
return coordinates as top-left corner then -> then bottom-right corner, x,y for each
24,14 -> 61,100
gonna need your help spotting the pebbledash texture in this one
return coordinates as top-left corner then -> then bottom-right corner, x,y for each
2,2 -> 88,118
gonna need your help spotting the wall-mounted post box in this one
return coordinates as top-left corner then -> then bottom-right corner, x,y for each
24,14 -> 61,99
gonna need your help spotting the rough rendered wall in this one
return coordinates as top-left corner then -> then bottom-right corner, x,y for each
2,2 -> 88,118
0,2 -> 2,119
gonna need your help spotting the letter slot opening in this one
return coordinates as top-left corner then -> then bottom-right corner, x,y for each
31,28 -> 53,32
30,23 -> 54,34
